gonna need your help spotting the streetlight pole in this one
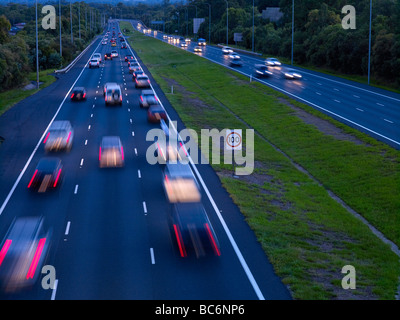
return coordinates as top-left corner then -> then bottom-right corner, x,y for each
59,0 -> 62,61
35,0 -> 39,89
367,0 -> 372,85
70,0 -> 73,43
205,3 -> 211,44
291,0 -> 294,65
252,0 -> 254,52
225,0 -> 228,45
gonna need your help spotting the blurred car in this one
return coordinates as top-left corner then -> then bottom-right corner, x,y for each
197,38 -> 206,46
0,216 -> 51,292
103,82 -> 118,96
129,64 -> 141,74
104,52 -> 112,60
147,105 -> 167,123
139,89 -> 159,108
170,202 -> 221,258
222,46 -> 233,54
265,57 -> 281,66
70,87 -> 87,101
254,64 -> 273,77
88,58 -> 100,68
111,42 -> 116,47
27,157 -> 63,192
162,163 -> 200,203
121,43 -> 127,49
102,40 -> 107,45
194,46 -> 202,52
104,83 -> 122,106
180,42 -> 187,48
92,53 -> 102,62
132,69 -> 144,81
43,120 -> 74,152
128,59 -> 138,67
163,34 -> 168,39
125,55 -> 133,62
281,68 -> 302,80
99,136 -> 124,168
229,53 -> 243,66
111,50 -> 118,58
135,74 -> 150,88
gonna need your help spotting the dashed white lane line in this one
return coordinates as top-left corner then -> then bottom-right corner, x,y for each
356,108 -> 364,112
334,99 -> 341,103
132,131 -> 135,136
74,184 -> 79,194
316,92 -> 321,95
85,139 -> 88,145
134,148 -> 138,156
138,170 -> 141,178
353,95 -> 360,98
51,279 -> 58,300
150,248 -> 155,264
384,118 -> 394,124
377,103 -> 385,106
88,125 -> 91,130
80,158 -> 84,167
143,201 -> 147,214
65,221 -> 71,235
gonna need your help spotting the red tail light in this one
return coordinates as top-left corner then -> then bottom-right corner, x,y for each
140,96 -> 143,102
66,131 -> 72,144
205,223 -> 221,256
121,146 -> 124,161
0,239 -> 12,267
71,93 -> 74,99
173,224 -> 187,257
83,92 -> 86,98
28,169 -> 38,188
43,132 -> 50,144
26,238 -> 46,279
53,168 -> 62,187
99,147 -> 102,162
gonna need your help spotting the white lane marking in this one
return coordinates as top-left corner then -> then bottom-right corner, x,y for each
334,99 -> 341,103
356,108 -> 364,112
316,92 -> 321,95
74,184 -> 79,194
85,139 -> 88,145
353,95 -> 360,98
134,148 -> 138,156
143,201 -> 147,214
91,114 -> 93,118
138,170 -> 141,178
88,125 -> 91,130
80,158 -> 84,167
126,25 -> 266,299
377,103 -> 384,106
130,119 -> 132,124
51,279 -> 58,300
65,221 -> 71,235
384,118 -> 393,124
150,248 -> 155,264
132,131 -> 135,136
0,37 -> 103,216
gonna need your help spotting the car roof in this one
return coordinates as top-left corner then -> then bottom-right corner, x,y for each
73,87 -> 85,91
101,136 -> 121,147
165,163 -> 194,179
141,89 -> 154,95
173,202 -> 207,224
6,216 -> 44,241
36,157 -> 61,171
50,120 -> 71,130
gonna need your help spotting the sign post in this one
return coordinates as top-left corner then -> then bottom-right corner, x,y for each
225,129 -> 242,177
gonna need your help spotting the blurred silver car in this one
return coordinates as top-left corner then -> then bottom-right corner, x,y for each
44,120 -> 74,152
222,46 -> 233,54
99,136 -> 124,168
135,74 -> 151,88
139,89 -> 158,108
265,57 -> 281,66
281,68 -> 302,80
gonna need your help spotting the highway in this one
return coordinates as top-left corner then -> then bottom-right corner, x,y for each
0,21 -> 291,300
135,20 -> 400,149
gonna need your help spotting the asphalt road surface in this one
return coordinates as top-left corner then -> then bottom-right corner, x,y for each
0,21 -> 291,300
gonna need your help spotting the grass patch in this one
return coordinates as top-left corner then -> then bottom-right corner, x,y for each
0,69 -> 57,118
121,21 -> 400,299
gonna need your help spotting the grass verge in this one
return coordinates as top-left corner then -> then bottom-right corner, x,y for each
121,21 -> 400,300
0,69 -> 57,118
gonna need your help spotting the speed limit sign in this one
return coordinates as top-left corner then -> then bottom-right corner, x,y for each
225,129 -> 242,151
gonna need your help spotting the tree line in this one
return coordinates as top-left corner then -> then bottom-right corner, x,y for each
129,0 -> 400,87
0,2 -> 104,92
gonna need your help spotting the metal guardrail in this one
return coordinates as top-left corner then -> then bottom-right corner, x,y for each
54,36 -> 100,74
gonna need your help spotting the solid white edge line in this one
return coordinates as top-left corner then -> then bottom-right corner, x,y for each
0,37 -> 102,217
124,22 -> 266,300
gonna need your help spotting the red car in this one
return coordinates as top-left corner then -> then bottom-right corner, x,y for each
147,105 -> 167,123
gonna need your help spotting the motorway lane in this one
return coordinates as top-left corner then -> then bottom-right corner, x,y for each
0,21 -> 291,300
136,22 -> 400,149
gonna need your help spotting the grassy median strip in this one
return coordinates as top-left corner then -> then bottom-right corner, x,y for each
121,22 -> 400,300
